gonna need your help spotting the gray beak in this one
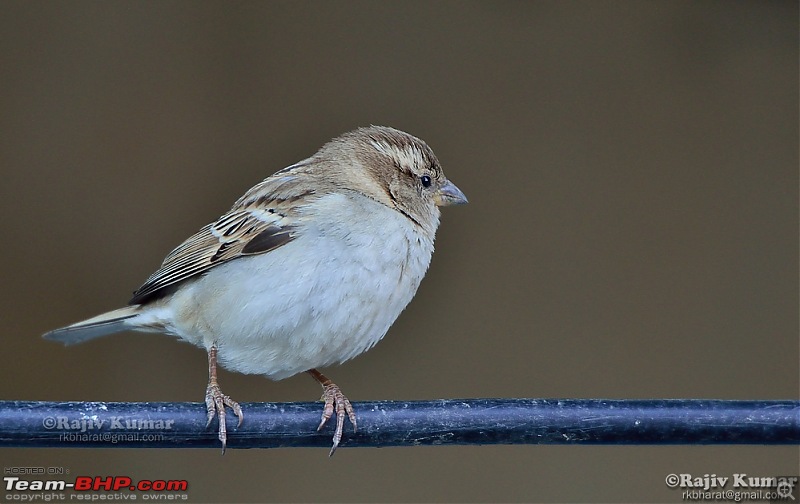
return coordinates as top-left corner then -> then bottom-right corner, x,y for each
434,180 -> 468,206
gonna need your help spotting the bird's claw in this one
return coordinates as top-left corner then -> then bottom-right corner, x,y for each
205,382 -> 243,454
317,382 -> 357,456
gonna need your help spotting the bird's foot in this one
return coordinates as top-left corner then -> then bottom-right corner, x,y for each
307,369 -> 356,456
318,381 -> 357,456
204,345 -> 242,454
205,382 -> 243,454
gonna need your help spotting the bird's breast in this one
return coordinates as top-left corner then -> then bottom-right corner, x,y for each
167,192 -> 436,380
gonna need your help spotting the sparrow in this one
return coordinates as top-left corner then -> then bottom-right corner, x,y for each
43,125 -> 467,455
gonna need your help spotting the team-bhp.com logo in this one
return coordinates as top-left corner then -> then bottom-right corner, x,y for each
665,473 -> 798,501
5,475 -> 188,492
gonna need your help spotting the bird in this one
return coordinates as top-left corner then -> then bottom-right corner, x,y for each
43,125 -> 467,455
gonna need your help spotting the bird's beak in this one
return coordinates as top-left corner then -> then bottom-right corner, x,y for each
434,180 -> 468,206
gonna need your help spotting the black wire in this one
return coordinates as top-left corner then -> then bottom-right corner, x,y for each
1,399 -> 797,449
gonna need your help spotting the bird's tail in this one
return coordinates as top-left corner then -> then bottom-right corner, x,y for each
42,306 -> 142,345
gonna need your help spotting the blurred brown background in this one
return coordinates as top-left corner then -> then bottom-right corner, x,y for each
1,1 -> 797,502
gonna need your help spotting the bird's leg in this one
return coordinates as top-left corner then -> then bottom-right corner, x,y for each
307,369 -> 357,456
205,344 -> 243,454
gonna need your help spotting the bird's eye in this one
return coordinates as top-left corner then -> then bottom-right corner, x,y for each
420,175 -> 432,188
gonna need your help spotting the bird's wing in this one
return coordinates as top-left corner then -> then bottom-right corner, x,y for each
129,172 -> 315,305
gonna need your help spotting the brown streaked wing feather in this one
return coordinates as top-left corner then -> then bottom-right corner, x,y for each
128,173 -> 315,305
129,213 -> 295,304
240,225 -> 294,255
